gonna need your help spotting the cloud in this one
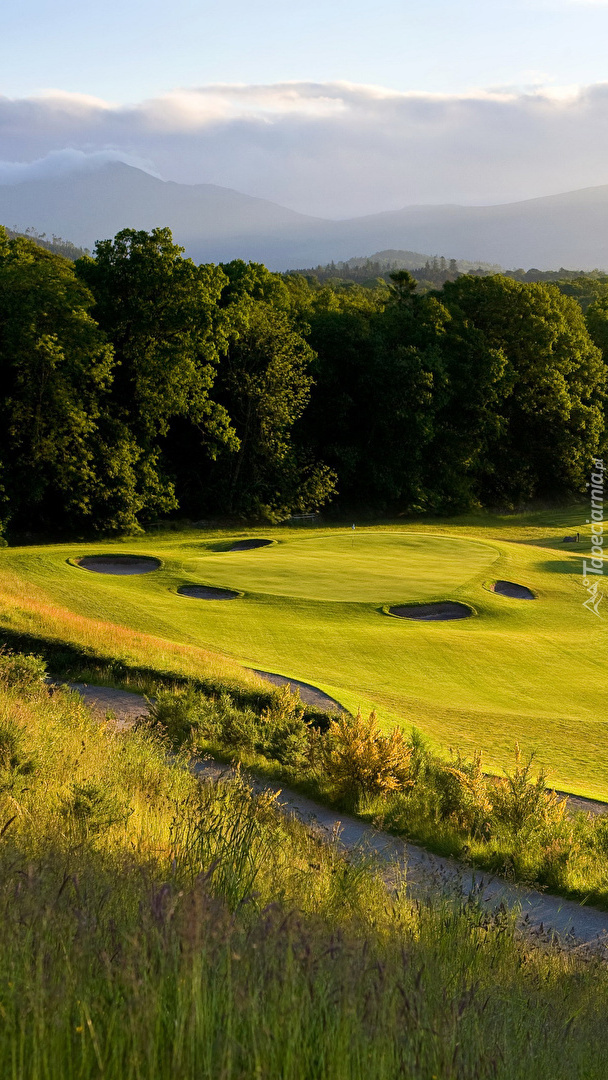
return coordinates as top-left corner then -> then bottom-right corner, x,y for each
0,148 -> 160,185
1,82 -> 608,216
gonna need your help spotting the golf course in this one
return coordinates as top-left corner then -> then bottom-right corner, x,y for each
1,507 -> 605,798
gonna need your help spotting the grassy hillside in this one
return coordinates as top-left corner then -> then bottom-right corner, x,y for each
0,656 -> 608,1077
0,508 -> 605,798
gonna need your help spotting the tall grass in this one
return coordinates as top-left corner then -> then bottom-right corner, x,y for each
145,684 -> 608,910
1,665 -> 608,1076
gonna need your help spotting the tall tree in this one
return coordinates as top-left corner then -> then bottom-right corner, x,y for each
0,229 -> 137,533
206,262 -> 336,519
440,276 -> 607,504
76,228 -> 238,518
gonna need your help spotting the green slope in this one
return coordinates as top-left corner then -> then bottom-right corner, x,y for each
2,512 -> 606,798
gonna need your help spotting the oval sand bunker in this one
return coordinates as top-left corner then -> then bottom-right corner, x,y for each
389,601 -> 473,621
77,555 -> 160,575
178,584 -> 238,601
230,538 -> 273,552
492,580 -> 535,600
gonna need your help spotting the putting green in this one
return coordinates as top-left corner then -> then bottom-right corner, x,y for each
182,532 -> 498,602
2,514 -> 608,799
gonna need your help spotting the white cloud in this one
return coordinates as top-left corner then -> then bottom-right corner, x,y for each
1,81 -> 608,216
0,148 -> 159,185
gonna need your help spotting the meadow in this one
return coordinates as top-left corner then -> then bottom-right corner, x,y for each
0,506 -> 605,799
0,653 -> 608,1079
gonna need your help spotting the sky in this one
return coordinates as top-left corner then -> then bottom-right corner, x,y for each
2,0 -> 608,216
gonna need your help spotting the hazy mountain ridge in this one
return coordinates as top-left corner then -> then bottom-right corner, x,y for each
2,162 -> 608,269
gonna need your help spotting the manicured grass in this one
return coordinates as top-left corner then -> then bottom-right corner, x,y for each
1,508 -> 606,798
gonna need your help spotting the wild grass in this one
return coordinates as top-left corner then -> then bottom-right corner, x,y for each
2,655 -> 608,1077
145,682 -> 608,910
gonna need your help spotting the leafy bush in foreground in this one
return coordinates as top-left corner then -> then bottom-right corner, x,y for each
148,682 -> 312,765
323,708 -> 412,800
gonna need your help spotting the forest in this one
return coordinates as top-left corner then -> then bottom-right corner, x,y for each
0,224 -> 607,538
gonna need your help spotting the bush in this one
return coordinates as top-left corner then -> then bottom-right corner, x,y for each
212,693 -> 261,753
0,650 -> 47,695
323,709 -> 412,803
146,686 -> 220,750
147,684 -> 313,767
591,811 -> 608,856
490,744 -> 565,835
259,685 -> 309,766
444,750 -> 493,837
0,717 -> 37,791
60,780 -> 131,839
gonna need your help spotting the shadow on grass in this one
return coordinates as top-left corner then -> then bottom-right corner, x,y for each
0,626 -> 333,730
533,559 -> 582,574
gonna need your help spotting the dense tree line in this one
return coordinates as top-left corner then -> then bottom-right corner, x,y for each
0,224 -> 605,537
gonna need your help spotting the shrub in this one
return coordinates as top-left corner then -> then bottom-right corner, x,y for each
146,686 -> 220,750
591,811 -> 608,856
407,726 -> 433,781
0,650 -> 47,695
259,685 -> 309,766
323,709 -> 412,803
0,717 -> 36,790
490,744 -> 566,835
59,780 -> 130,839
444,750 -> 493,837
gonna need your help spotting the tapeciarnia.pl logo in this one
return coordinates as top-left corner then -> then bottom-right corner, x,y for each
582,458 -> 605,617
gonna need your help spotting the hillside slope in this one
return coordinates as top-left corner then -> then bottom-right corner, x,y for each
3,163 -> 608,268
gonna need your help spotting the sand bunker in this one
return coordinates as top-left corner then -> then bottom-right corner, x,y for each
230,538 -> 273,552
389,601 -> 473,621
491,580 -> 535,600
77,555 -> 161,575
178,584 -> 238,601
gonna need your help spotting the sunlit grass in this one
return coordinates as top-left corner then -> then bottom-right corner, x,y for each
0,507 -> 605,797
1,667 -> 608,1077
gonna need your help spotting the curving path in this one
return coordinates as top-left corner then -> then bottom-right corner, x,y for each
66,682 -> 608,951
249,669 -> 346,712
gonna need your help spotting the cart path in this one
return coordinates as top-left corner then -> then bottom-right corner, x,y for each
248,669 -> 346,712
65,682 -> 608,951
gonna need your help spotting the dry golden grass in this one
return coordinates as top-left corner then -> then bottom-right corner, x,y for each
0,562 -> 266,691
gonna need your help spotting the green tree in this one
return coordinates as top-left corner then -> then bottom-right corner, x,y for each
0,229 -> 139,533
300,281 -> 450,513
440,276 -> 607,504
209,263 -> 336,519
76,229 -> 238,519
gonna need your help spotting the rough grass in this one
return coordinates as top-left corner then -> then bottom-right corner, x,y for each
145,683 -> 608,909
3,667 -> 608,1077
0,508 -> 605,798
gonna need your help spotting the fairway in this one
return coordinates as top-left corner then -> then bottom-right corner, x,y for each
2,513 -> 608,799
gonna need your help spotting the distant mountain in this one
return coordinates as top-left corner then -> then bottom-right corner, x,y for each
342,189 -> 608,273
0,163 -> 321,266
1,162 -> 608,270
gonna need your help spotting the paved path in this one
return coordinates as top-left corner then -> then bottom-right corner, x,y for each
249,669 -> 346,712
66,682 -> 608,951
65,682 -> 150,727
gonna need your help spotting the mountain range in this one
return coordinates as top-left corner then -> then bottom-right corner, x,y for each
2,162 -> 608,270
